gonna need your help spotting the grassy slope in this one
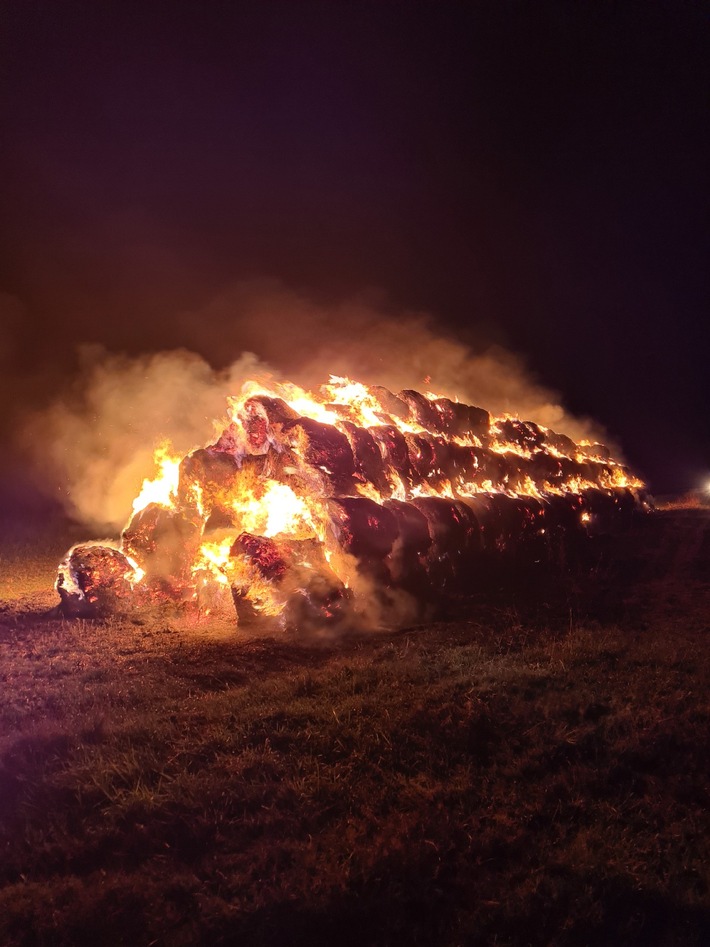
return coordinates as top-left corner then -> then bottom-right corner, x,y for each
1,511 -> 710,946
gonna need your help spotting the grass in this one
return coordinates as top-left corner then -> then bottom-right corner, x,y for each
1,508 -> 710,945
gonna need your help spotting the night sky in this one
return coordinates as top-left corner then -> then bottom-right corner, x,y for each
1,1 -> 708,496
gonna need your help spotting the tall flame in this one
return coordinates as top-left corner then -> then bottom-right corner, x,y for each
132,441 -> 181,514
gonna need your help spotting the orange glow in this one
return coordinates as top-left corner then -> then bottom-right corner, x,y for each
132,441 -> 181,513
57,374 -> 647,624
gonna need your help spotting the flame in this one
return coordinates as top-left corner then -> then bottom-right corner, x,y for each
59,373 -> 647,624
132,441 -> 181,513
124,553 -> 146,585
196,536 -> 234,583
234,480 -> 318,540
323,376 -> 398,428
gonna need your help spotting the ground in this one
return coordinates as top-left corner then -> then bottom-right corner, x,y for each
1,507 -> 710,946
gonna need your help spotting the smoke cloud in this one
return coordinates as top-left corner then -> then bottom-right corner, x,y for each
19,282 -> 607,530
171,281 -> 604,438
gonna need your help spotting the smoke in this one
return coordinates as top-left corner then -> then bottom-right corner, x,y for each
172,280 -> 604,437
20,347 -> 274,529
20,281 -> 607,530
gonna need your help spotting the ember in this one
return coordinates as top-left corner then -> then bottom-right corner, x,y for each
56,376 -> 649,628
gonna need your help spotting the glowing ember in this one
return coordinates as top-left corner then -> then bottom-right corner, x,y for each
56,375 -> 649,627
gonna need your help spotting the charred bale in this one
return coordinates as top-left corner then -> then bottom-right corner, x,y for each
122,502 -> 202,588
543,493 -> 590,570
178,447 -> 242,519
514,496 -> 549,566
404,433 -> 435,484
429,436 -> 454,482
383,500 -> 432,559
449,445 -> 509,494
449,445 -> 479,491
558,456 -> 587,484
383,499 -> 432,593
282,418 -> 356,493
231,532 -> 350,627
228,532 -> 290,622
577,442 -> 613,463
239,396 -> 299,454
430,398 -> 490,441
544,492 -> 587,533
459,496 -> 500,554
570,459 -> 605,489
581,488 -> 621,536
326,497 -> 399,562
503,454 -> 537,492
612,488 -> 641,527
494,418 -> 545,453
410,496 -> 482,591
397,389 -> 441,432
231,532 -> 289,583
281,579 -> 353,631
370,424 -> 413,491
278,538 -> 352,630
528,453 -> 590,491
230,532 -> 352,630
451,498 -> 484,565
239,402 -> 272,456
210,421 -> 243,454
526,451 -> 566,487
484,494 -> 554,591
474,448 -> 510,489
405,433 -> 453,489
544,429 -> 578,458
56,544 -> 143,618
552,457 -> 592,490
487,494 -> 527,558
339,421 -> 392,497
370,386 -> 411,421
486,494 -> 548,575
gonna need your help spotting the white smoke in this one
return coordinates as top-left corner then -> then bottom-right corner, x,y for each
21,347 -> 274,528
20,282 -> 608,530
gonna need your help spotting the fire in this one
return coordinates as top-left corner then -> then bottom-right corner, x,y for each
197,536 -> 234,576
56,374 -> 649,625
132,441 -> 181,513
233,480 -> 317,540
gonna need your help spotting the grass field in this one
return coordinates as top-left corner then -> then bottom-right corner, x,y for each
1,508 -> 710,946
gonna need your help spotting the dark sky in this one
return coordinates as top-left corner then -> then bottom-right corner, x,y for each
1,0 -> 708,494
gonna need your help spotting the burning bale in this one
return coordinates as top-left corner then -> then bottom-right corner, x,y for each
57,544 -> 146,617
280,417 -> 356,494
369,424 -> 414,491
122,502 -> 202,592
339,421 -> 392,497
230,532 -> 350,629
56,374 -> 649,628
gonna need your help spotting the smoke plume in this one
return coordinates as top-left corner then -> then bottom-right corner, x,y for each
20,282 -> 606,530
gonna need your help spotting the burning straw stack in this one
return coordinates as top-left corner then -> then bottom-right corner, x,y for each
56,377 -> 648,627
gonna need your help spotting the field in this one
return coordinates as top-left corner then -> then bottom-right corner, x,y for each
1,508 -> 710,946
